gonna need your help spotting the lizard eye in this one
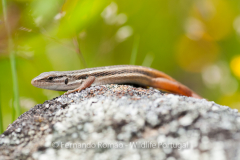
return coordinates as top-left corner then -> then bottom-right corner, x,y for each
48,77 -> 53,80
65,78 -> 68,85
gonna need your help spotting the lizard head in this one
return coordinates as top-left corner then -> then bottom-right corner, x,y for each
31,71 -> 83,91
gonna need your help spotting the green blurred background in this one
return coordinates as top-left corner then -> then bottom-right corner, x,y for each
0,0 -> 240,131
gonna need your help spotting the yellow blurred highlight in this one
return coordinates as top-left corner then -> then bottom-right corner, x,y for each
192,0 -> 234,41
176,36 -> 219,72
230,56 -> 240,79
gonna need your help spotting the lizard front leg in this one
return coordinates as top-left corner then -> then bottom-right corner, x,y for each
64,76 -> 95,95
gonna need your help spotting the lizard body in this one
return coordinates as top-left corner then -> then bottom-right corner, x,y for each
31,65 -> 202,98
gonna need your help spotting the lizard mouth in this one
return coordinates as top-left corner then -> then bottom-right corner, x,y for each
31,79 -> 46,88
31,77 -> 52,89
31,79 -> 59,90
31,77 -> 72,91
31,78 -> 38,87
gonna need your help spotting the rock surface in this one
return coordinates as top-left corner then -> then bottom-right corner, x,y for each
0,84 -> 240,160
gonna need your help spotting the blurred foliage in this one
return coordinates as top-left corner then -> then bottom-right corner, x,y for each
0,0 -> 240,131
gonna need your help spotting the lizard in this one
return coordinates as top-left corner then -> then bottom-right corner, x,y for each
31,65 -> 202,99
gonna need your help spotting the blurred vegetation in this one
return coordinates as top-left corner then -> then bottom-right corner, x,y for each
0,0 -> 240,131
